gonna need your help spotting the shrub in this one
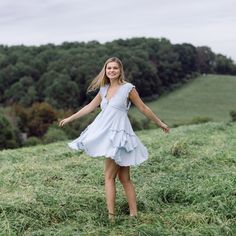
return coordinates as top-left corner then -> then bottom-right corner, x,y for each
141,118 -> 156,129
172,116 -> 213,127
43,127 -> 68,144
11,104 -> 29,133
230,110 -> 236,122
0,113 -> 18,149
27,102 -> 57,137
128,114 -> 143,130
62,110 -> 100,139
189,116 -> 213,124
24,136 -> 41,147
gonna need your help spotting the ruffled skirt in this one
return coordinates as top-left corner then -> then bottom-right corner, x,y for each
68,108 -> 148,166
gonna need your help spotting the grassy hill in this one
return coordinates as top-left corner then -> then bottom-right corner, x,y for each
131,74 -> 236,126
1,122 -> 236,235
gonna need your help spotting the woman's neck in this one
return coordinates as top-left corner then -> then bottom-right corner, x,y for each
109,80 -> 120,87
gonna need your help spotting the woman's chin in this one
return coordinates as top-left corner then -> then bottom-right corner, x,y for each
108,76 -> 119,81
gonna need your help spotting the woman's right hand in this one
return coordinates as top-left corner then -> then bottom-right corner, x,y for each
59,117 -> 71,127
160,122 -> 170,133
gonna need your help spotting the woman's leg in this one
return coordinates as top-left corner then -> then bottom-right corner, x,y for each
104,158 -> 120,219
118,166 -> 137,216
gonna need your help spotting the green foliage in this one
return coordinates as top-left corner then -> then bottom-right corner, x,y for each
27,102 -> 57,137
189,116 -> 213,124
128,113 -> 143,130
43,74 -> 80,109
62,109 -> 100,139
0,113 -> 17,149
24,136 -> 41,146
196,46 -> 215,73
1,37 -> 235,110
11,104 -> 29,133
43,126 -> 68,144
0,122 -> 236,235
172,116 -> 213,127
230,110 -> 236,122
173,43 -> 198,76
215,54 -> 236,75
128,114 -> 156,131
3,74 -> 236,150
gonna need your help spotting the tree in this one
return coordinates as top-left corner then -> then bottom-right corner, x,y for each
0,37 -> 235,109
173,43 -> 198,77
27,102 -> 57,137
0,113 -> 17,149
214,54 -> 236,75
44,74 -> 80,109
196,46 -> 215,73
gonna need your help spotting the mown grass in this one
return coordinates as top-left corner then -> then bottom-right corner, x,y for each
131,74 -> 236,126
1,122 -> 236,235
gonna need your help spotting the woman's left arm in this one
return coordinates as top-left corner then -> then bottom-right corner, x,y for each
129,88 -> 170,133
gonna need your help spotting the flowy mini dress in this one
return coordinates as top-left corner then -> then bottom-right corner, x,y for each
68,82 -> 148,166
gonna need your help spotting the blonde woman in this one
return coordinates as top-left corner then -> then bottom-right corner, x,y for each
59,57 -> 169,221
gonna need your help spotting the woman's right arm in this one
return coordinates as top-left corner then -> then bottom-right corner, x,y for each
59,92 -> 102,127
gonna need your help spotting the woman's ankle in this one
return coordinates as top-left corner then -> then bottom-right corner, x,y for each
108,212 -> 115,222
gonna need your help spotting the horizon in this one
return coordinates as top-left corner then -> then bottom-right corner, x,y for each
0,0 -> 235,61
1,36 -> 234,63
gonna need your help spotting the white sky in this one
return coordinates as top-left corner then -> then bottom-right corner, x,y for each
0,0 -> 235,61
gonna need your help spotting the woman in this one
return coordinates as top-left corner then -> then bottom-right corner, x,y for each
59,57 -> 170,221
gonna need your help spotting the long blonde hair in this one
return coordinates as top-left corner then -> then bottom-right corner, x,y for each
87,57 -> 125,92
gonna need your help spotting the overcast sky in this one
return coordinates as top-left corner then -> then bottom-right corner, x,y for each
0,0 -> 235,61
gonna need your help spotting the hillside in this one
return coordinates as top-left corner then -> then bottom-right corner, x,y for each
131,74 -> 236,126
1,122 -> 236,235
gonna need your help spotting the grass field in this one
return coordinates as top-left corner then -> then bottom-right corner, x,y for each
131,74 -> 236,126
1,121 -> 236,235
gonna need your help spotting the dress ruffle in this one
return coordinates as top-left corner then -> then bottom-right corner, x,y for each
109,112 -> 138,152
110,129 -> 137,152
126,84 -> 135,109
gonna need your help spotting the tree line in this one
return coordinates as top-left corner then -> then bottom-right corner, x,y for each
0,37 -> 235,109
0,37 -> 236,150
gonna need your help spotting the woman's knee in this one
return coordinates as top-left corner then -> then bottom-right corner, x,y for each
104,158 -> 119,181
105,173 -> 117,181
118,167 -> 131,185
119,175 -> 131,185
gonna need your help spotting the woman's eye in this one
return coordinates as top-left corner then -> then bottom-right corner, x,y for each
107,66 -> 119,70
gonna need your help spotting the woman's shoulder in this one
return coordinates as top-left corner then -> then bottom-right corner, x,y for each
123,82 -> 135,90
99,84 -> 109,92
100,83 -> 109,89
122,81 -> 135,87
99,84 -> 109,96
121,82 -> 135,96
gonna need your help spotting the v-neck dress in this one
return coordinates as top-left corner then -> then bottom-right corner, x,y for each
68,82 -> 148,166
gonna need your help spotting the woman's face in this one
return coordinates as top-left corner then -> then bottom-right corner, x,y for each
106,62 -> 121,81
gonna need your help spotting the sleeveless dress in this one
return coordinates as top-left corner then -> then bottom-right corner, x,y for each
68,82 -> 148,166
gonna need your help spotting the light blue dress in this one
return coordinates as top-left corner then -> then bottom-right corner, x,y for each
68,82 -> 148,166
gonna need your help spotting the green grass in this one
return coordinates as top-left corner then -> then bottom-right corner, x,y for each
131,74 -> 236,126
1,121 -> 236,235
